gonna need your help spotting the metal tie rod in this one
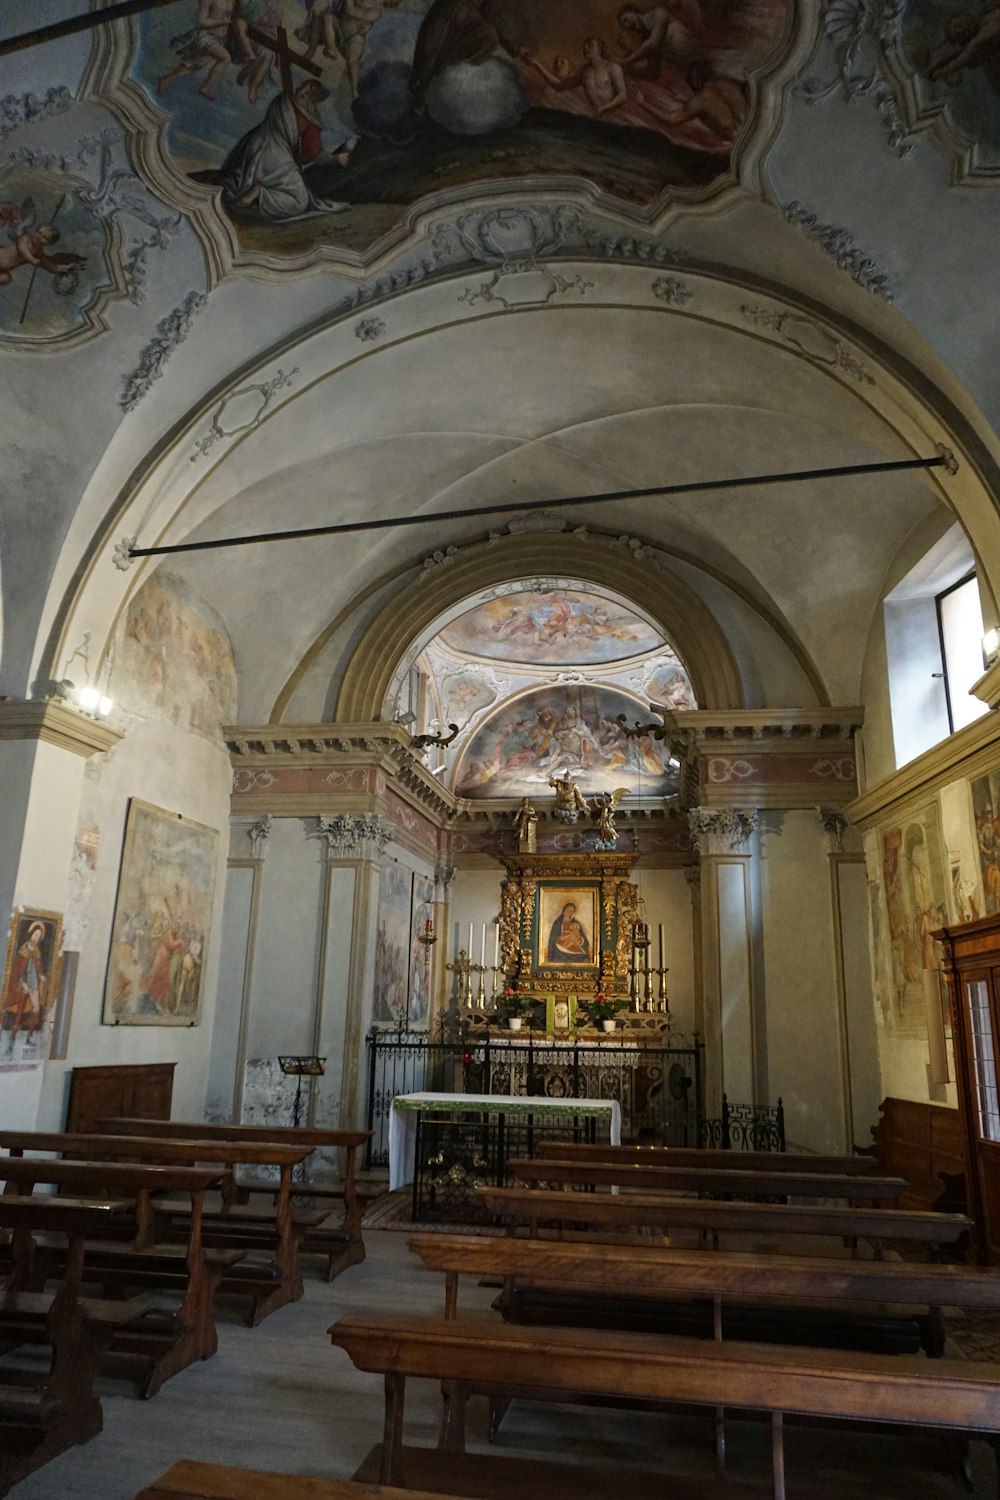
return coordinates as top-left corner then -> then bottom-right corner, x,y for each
125,454 -> 951,560
0,0 -> 184,57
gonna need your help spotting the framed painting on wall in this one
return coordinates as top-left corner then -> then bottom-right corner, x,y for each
536,883 -> 601,972
102,798 -> 219,1026
1,907 -> 63,1066
372,860 -> 413,1026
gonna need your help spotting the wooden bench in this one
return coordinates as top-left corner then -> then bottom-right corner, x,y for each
536,1142 -> 879,1175
328,1311 -> 1000,1500
407,1231 -> 1000,1358
0,1196 -> 138,1496
0,1131 -> 320,1326
99,1118 -> 371,1282
478,1185 -> 975,1259
0,1153 -> 239,1397
508,1157 -> 908,1203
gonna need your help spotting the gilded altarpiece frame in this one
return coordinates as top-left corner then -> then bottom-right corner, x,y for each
498,852 -> 639,999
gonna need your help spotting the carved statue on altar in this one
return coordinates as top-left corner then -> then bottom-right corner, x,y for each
590,788 -> 629,850
549,771 -> 590,824
512,797 -> 538,852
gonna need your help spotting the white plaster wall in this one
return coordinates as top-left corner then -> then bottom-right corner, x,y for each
242,819 -> 326,1065
33,720 -> 232,1131
631,867 -> 696,1037
204,863 -> 256,1122
835,858 -> 883,1147
446,869 -> 504,1006
757,812 -> 846,1153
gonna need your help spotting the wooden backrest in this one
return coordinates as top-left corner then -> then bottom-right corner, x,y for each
328,1311 -> 1000,1430
478,1185 -> 975,1242
0,1156 -> 224,1194
535,1142 -> 877,1174
0,1197 -> 129,1234
509,1158 -> 907,1200
136,1460 -> 454,1500
98,1118 -> 371,1150
406,1231 -> 1000,1308
0,1131 -> 309,1168
65,1062 -> 174,1134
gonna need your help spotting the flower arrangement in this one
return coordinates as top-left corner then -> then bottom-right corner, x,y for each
587,992 -> 622,1024
500,985 -> 531,1018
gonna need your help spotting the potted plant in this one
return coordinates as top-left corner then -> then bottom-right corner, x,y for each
588,992 -> 622,1033
500,986 -> 530,1031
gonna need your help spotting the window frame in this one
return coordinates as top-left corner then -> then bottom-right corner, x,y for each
935,569 -> 982,735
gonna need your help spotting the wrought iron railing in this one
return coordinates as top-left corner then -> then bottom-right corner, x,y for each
699,1094 -> 785,1152
364,1028 -> 704,1169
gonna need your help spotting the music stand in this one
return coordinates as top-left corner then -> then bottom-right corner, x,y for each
277,1054 -> 326,1130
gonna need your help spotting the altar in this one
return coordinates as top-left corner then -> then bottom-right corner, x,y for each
389,1090 -> 621,1222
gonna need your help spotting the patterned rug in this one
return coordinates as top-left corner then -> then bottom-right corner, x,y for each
362,1187 -> 503,1236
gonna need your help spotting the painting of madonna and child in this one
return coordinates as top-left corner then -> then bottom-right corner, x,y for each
454,684 -> 676,800
127,0 -> 794,256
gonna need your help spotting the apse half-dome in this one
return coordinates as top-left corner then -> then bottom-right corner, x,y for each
404,579 -> 696,803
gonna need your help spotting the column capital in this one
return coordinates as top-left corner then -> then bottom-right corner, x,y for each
818,807 -> 849,854
687,806 -> 758,856
317,812 -> 392,861
247,815 -> 272,859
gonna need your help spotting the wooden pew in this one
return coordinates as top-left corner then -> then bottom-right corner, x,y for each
407,1231 -> 1000,1357
328,1311 -> 1000,1500
477,1185 -> 975,1259
536,1142 -> 880,1175
0,1154 -> 239,1397
508,1157 -> 908,1203
99,1118 -> 371,1281
0,1196 -> 134,1496
0,1131 -> 320,1326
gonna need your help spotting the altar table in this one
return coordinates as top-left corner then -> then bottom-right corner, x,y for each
388,1091 -> 621,1193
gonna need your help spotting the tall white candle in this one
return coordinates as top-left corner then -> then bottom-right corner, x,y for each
468,921 -> 473,958
493,923 -> 499,967
658,924 -> 664,970
481,923 -> 486,967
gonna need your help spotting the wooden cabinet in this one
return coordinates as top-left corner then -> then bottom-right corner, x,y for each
65,1062 -> 175,1134
936,915 -> 1000,1261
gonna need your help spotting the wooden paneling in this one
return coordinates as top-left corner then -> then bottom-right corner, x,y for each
858,1096 -> 966,1213
65,1063 -> 174,1134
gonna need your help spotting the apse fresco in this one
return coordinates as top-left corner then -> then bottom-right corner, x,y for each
646,660 -> 697,709
124,0 -> 793,257
454,684 -> 674,799
440,590 -> 664,665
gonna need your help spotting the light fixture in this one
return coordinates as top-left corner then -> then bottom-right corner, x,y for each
430,763 -> 447,776
75,685 -> 113,719
984,628 -> 1000,665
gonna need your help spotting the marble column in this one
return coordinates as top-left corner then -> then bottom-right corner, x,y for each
687,806 -> 758,1118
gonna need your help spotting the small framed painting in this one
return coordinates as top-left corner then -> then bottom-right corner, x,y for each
1,907 -> 63,1065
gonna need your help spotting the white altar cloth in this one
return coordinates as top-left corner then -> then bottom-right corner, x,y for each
388,1091 -> 621,1191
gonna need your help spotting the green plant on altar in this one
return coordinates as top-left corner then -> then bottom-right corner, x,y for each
587,992 -> 624,1024
500,985 -> 531,1019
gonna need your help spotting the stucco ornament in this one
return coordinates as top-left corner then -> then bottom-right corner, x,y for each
687,806 -> 759,854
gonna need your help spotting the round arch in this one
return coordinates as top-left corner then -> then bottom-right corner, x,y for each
335,532 -> 745,719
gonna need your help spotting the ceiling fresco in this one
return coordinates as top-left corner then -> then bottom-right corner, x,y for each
85,0 -> 796,267
438,588 -> 666,665
452,682 -> 676,799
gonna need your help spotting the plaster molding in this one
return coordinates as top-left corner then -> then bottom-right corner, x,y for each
317,813 -> 392,861
191,368 -> 298,461
780,201 -> 895,302
971,661 -> 1000,712
120,290 -> 207,412
0,701 -> 121,757
434,864 -> 457,893
740,304 -> 875,384
0,88 -> 73,141
687,806 -> 758,855
247,815 -> 272,859
657,708 -> 864,749
846,708 -> 1000,830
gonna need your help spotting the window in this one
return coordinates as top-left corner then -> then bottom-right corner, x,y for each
936,573 -> 989,733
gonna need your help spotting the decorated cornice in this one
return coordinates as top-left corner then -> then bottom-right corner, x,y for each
658,709 -> 864,746
846,707 -> 1000,831
0,701 -> 121,758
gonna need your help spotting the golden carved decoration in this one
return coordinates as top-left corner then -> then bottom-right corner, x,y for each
498,849 -> 640,998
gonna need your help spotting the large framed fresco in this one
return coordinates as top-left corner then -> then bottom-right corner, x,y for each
408,872 -> 435,1027
972,769 -> 1000,916
103,799 -> 220,1026
1,908 -> 64,1068
440,589 -> 665,666
88,0 -> 797,267
454,684 -> 675,799
879,803 -> 949,1037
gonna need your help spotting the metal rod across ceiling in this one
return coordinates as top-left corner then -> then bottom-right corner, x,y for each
0,0 -> 183,58
125,454 -> 950,560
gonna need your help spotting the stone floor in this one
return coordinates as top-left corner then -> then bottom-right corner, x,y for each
12,1231 -> 999,1499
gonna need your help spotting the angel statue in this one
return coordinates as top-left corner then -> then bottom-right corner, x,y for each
549,771 -> 590,825
590,788 -> 628,849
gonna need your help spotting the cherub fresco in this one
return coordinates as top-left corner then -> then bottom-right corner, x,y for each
0,200 -> 86,293
116,0 -> 793,255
